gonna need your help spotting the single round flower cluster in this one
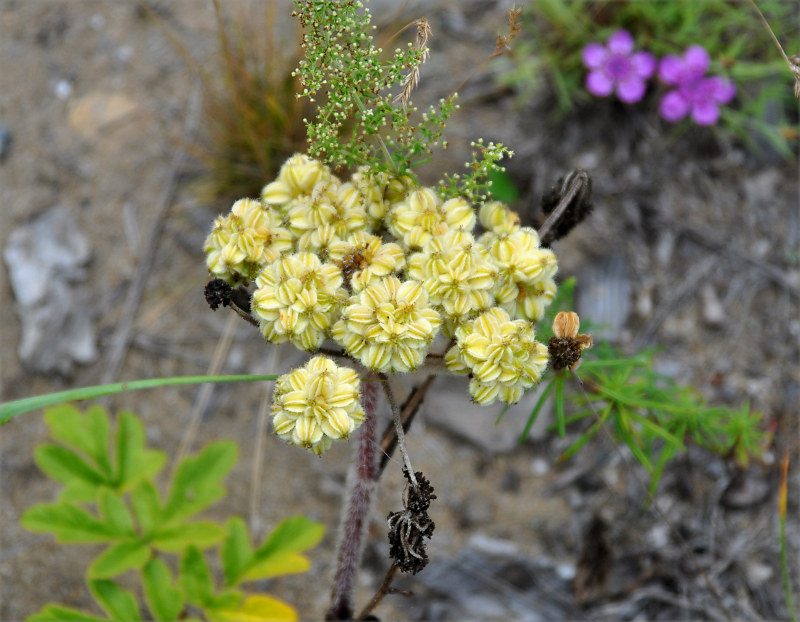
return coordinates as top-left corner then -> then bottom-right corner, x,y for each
204,198 -> 292,284
204,153 -> 560,450
445,307 -> 549,405
272,356 -> 365,455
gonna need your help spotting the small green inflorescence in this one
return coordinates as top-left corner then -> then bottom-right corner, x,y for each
203,1 -> 557,454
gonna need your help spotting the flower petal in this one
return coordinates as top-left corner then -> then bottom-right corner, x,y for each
706,76 -> 736,103
631,51 -> 656,79
616,78 -> 647,103
607,29 -> 634,55
582,42 -> 608,69
691,100 -> 720,126
684,45 -> 710,77
586,70 -> 614,97
659,90 -> 690,122
658,55 -> 685,85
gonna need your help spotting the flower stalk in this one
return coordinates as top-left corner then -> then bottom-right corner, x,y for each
327,374 -> 380,620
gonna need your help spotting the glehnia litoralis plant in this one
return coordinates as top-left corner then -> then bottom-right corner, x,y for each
0,1 -> 774,620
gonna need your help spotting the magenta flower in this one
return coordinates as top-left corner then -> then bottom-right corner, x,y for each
658,45 -> 736,126
582,30 -> 656,103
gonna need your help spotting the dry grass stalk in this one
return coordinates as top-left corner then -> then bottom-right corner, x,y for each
490,6 -> 522,59
394,18 -> 432,110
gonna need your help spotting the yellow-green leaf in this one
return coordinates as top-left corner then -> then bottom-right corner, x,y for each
207,594 -> 298,622
88,540 -> 150,579
242,553 -> 311,582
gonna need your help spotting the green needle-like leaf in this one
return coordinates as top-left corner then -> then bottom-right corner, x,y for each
1,374 -> 279,423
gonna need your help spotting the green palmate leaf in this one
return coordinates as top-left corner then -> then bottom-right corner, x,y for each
115,411 -> 167,490
88,540 -> 150,579
243,516 -> 324,582
0,374 -> 279,423
21,503 -> 118,543
142,558 -> 184,622
152,522 -> 227,552
163,441 -> 237,523
89,580 -> 140,621
98,489 -> 136,537
43,405 -> 112,477
221,517 -> 252,586
26,605 -> 109,622
34,445 -> 107,502
222,516 -> 324,586
207,594 -> 298,622
130,481 -> 162,536
181,545 -> 215,607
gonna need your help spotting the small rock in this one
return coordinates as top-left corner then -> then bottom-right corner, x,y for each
68,91 -> 140,140
530,458 -> 549,477
745,561 -> 773,586
53,79 -> 73,100
700,283 -> 725,326
468,533 -> 520,558
3,206 -> 98,374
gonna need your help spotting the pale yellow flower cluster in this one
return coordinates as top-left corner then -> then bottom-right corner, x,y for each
445,307 -> 549,405
251,252 -> 346,351
272,356 -> 365,455
204,153 -> 562,450
333,276 -> 441,373
478,203 -> 558,322
386,189 -> 475,250
204,198 -> 292,284
407,228 -> 496,335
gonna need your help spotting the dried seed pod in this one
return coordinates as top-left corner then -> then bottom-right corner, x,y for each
553,310 -> 580,339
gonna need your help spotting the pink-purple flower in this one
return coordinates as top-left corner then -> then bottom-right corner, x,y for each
657,45 -> 736,126
582,30 -> 656,103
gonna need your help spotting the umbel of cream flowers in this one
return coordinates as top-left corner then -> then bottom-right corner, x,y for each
272,356 -> 365,455
205,153 -> 560,452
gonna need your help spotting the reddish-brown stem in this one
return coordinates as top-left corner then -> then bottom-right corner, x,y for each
327,375 -> 380,620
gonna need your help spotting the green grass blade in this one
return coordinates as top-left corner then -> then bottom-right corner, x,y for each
0,374 -> 279,424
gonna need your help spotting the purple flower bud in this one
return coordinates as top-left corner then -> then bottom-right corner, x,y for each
582,30 -> 656,104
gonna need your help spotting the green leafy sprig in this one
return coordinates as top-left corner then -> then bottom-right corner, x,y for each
293,0 -> 458,176
518,277 -> 768,494
22,405 -> 324,622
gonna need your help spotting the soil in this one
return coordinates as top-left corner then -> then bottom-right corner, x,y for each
1,1 -> 798,621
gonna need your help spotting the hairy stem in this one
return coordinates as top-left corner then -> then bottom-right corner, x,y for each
327,375 -> 380,620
